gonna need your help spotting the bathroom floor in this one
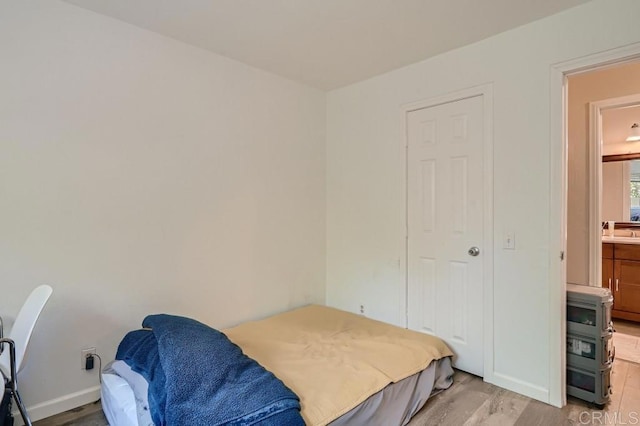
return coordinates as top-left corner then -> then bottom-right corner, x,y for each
614,319 -> 640,364
615,319 -> 640,337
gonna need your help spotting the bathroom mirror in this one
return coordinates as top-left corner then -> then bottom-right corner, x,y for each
602,158 -> 640,223
601,103 -> 640,224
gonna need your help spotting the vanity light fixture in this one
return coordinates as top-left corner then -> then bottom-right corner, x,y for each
627,123 -> 640,142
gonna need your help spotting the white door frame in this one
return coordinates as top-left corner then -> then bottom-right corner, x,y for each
589,94 -> 640,289
550,42 -> 640,408
401,83 -> 494,381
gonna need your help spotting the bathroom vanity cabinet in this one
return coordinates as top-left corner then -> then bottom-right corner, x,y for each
602,242 -> 640,322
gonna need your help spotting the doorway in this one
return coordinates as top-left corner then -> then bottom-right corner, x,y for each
565,58 -> 640,409
566,62 -> 640,290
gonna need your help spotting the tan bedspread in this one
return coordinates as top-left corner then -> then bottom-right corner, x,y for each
224,305 -> 453,426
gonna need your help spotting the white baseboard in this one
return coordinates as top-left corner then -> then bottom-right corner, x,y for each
12,385 -> 101,425
486,371 -> 550,404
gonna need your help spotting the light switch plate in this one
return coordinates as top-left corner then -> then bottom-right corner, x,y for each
504,232 -> 515,249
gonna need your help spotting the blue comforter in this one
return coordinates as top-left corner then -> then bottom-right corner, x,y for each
116,314 -> 304,426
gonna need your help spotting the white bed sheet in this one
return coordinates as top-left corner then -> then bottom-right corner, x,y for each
102,361 -> 154,426
100,371 -> 138,426
100,357 -> 453,426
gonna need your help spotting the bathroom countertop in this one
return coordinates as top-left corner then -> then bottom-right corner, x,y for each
602,236 -> 640,245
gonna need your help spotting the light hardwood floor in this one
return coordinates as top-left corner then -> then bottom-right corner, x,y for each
408,359 -> 640,426
33,401 -> 106,426
35,321 -> 640,426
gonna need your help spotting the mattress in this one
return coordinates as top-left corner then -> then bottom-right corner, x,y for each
103,305 -> 454,425
224,305 -> 453,424
101,356 -> 453,426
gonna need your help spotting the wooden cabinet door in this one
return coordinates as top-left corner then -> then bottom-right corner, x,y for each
603,243 -> 614,308
602,258 -> 613,290
614,259 -> 640,314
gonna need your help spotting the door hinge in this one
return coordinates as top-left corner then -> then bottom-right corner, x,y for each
560,251 -> 565,261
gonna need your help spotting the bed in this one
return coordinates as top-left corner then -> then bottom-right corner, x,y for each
101,305 -> 454,426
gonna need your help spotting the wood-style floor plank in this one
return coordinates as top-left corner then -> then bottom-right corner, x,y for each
462,387 -> 531,426
409,359 -> 640,426
33,401 -> 106,426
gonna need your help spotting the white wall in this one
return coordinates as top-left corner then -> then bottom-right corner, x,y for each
326,0 -> 640,406
0,0 -> 326,419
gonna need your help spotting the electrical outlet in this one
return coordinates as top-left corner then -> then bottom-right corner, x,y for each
81,347 -> 96,370
359,304 -> 365,315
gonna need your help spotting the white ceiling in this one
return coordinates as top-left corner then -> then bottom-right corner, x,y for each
603,105 -> 640,145
62,0 -> 591,90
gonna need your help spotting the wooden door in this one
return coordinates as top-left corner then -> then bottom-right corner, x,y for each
407,95 -> 484,376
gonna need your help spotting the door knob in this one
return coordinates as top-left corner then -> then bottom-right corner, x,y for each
468,247 -> 480,256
